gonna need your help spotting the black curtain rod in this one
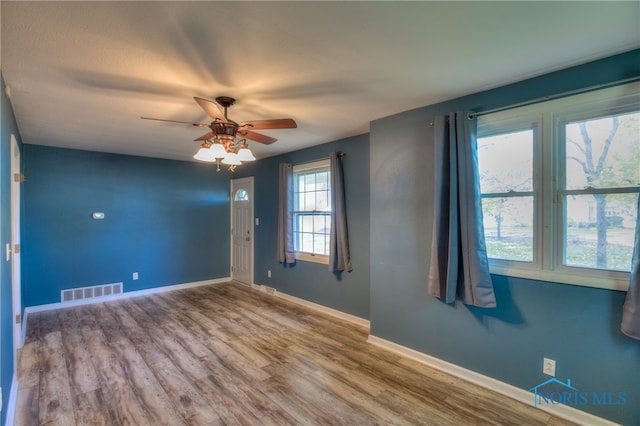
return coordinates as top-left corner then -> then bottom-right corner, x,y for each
468,76 -> 639,119
286,152 -> 345,167
429,76 -> 639,126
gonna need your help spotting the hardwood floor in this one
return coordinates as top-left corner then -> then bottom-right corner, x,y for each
15,282 -> 577,425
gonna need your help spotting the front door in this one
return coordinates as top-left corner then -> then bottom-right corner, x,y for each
231,177 -> 253,285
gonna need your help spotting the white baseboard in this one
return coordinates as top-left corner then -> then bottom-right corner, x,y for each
246,282 -> 370,330
4,373 -> 18,426
367,335 -> 619,426
24,277 -> 230,316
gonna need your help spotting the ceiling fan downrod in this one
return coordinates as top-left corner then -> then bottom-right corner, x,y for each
215,96 -> 236,120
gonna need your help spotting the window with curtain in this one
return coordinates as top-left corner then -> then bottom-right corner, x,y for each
293,159 -> 331,263
477,82 -> 640,290
479,127 -> 536,263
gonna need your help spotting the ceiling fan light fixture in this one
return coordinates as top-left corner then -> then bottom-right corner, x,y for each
193,143 -> 217,162
209,141 -> 227,159
221,152 -> 242,165
237,141 -> 256,162
237,147 -> 256,162
143,95 -> 296,171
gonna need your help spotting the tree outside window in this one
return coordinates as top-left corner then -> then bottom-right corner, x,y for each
563,111 -> 640,271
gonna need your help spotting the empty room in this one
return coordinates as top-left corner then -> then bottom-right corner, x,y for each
1,2 -> 639,425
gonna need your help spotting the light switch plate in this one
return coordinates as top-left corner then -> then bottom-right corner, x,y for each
543,358 -> 556,376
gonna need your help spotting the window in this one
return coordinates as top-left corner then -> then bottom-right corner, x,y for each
293,159 -> 331,263
478,82 -> 639,290
479,127 -> 536,263
234,188 -> 249,201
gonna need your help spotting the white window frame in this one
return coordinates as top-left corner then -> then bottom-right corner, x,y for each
478,82 -> 640,291
292,159 -> 331,264
478,114 -> 544,275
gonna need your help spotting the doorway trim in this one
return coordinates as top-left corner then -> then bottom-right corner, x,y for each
10,135 -> 23,354
11,134 -> 23,350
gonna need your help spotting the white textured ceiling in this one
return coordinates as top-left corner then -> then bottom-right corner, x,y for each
2,1 -> 639,162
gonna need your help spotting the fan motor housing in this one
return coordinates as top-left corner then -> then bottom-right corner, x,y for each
211,121 -> 238,137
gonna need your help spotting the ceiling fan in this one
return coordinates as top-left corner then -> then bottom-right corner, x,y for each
142,96 -> 297,170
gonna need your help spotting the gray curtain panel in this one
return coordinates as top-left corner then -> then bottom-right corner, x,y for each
621,195 -> 640,340
329,152 -> 352,272
277,163 -> 295,264
428,112 -> 496,307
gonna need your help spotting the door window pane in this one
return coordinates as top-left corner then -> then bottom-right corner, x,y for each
234,189 -> 249,201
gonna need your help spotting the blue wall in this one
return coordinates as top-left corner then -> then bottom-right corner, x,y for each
235,134 -> 370,320
22,146 -> 231,307
369,49 -> 640,424
0,74 -> 19,424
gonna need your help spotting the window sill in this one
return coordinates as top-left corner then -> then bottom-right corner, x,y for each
489,261 -> 630,292
295,252 -> 329,265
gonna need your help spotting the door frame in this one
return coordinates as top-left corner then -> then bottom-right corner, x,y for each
10,134 -> 22,358
230,176 -> 254,285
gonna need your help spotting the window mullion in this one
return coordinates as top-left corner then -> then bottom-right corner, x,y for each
528,115 -> 543,272
482,191 -> 535,198
559,187 -> 640,196
549,110 -> 565,273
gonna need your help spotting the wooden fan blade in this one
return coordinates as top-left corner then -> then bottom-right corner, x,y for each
239,118 -> 297,130
237,129 -> 277,145
194,97 -> 226,122
141,117 -> 208,127
194,131 -> 214,142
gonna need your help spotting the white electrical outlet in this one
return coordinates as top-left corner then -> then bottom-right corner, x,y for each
267,270 -> 272,278
133,272 -> 139,280
543,357 -> 556,376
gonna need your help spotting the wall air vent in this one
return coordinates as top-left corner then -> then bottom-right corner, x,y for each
61,282 -> 123,303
